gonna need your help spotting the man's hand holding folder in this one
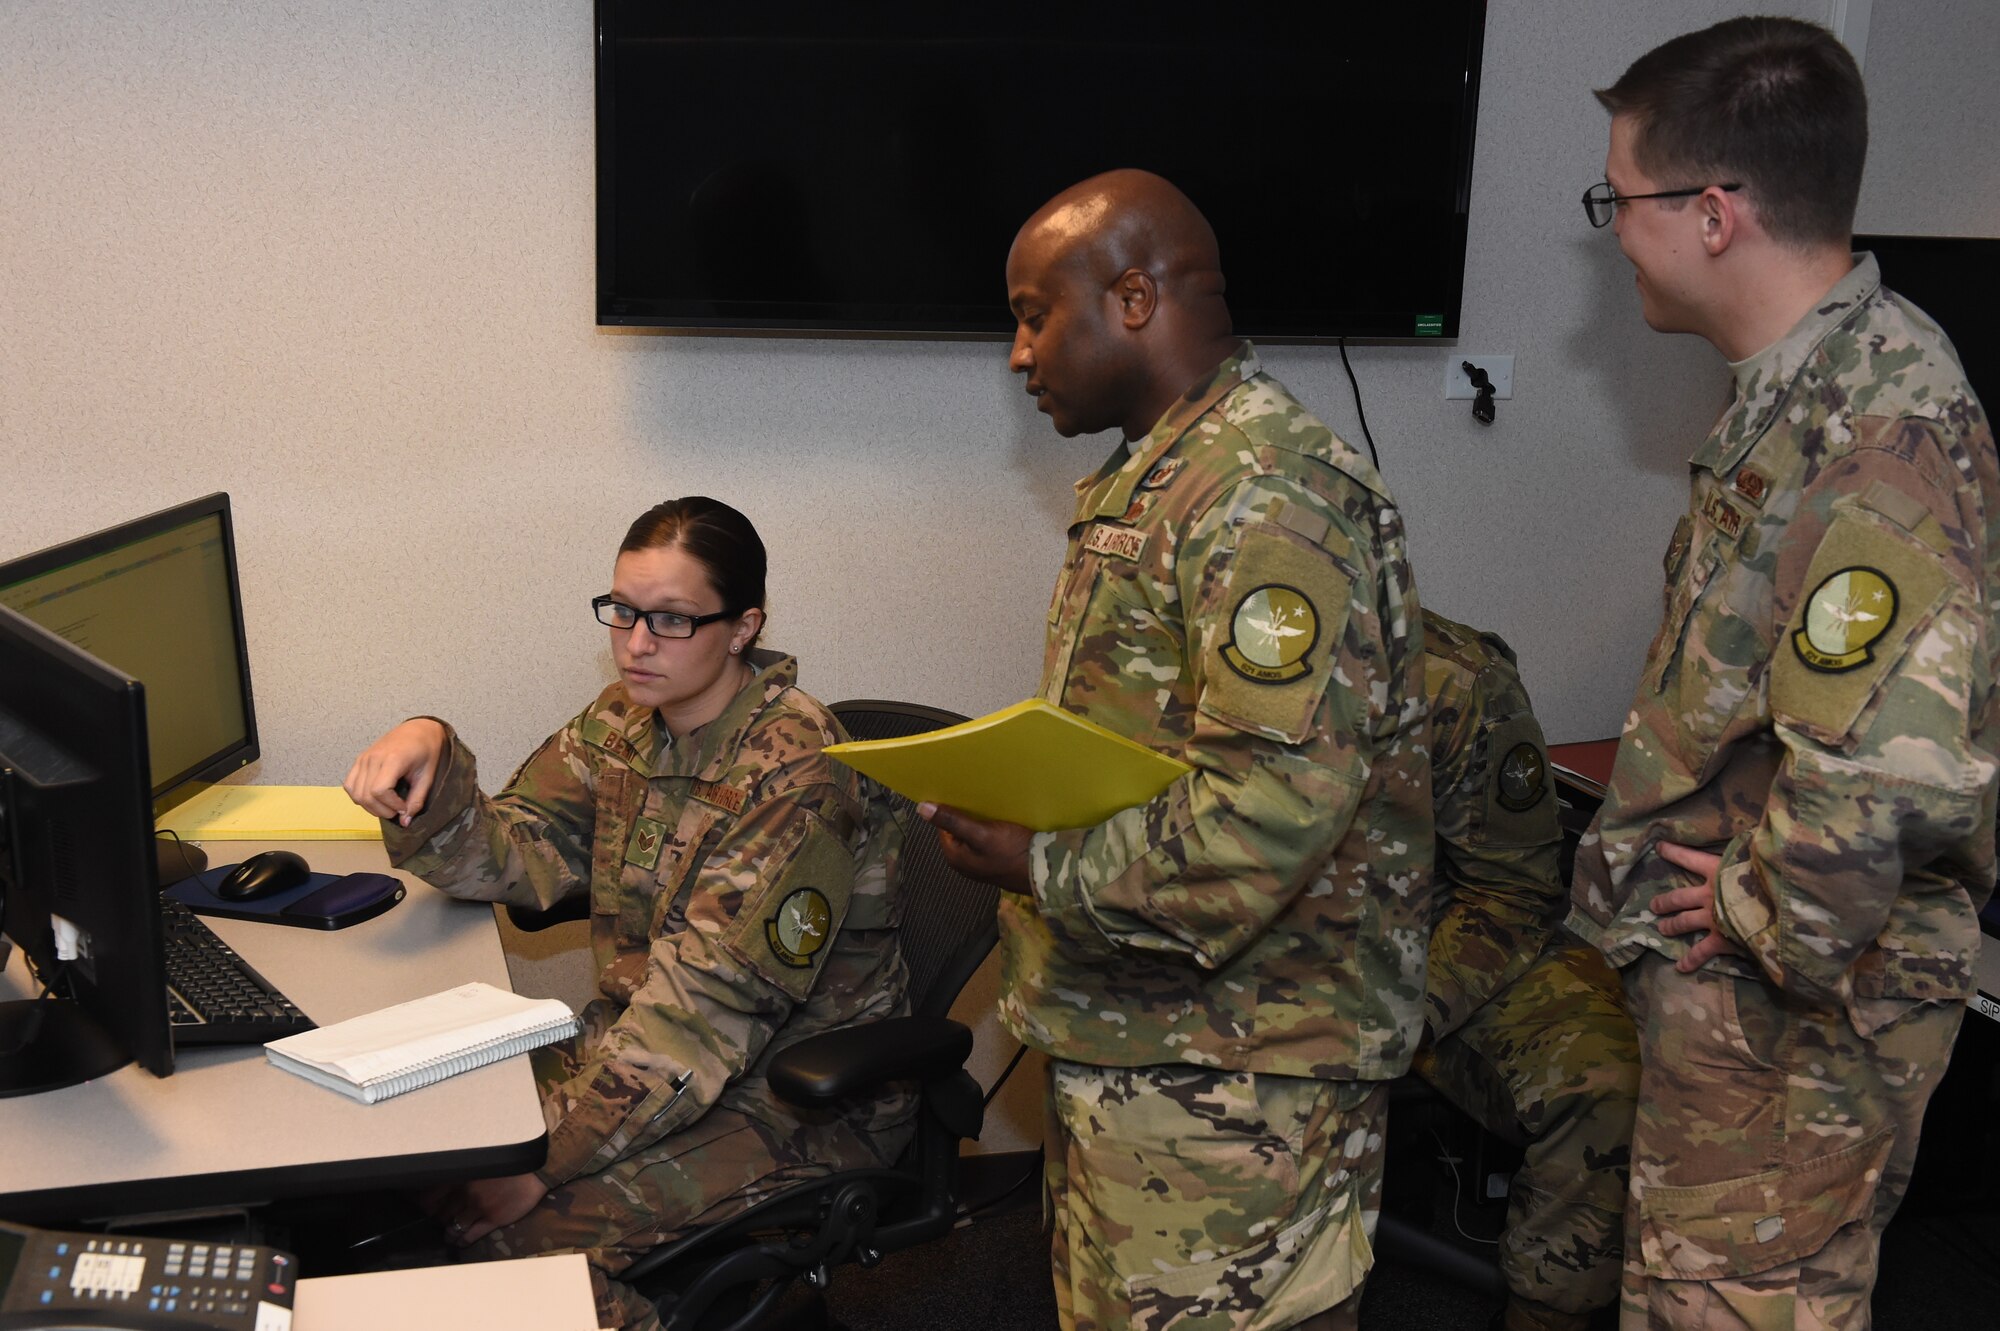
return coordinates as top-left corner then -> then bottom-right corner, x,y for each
918,802 -> 1032,895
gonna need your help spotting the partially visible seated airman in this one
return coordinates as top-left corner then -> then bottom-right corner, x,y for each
1414,610 -> 1639,1331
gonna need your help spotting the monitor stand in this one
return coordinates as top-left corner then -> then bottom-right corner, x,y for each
0,998 -> 130,1097
155,834 -> 207,886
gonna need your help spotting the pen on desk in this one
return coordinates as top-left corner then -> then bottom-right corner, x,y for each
347,1213 -> 442,1252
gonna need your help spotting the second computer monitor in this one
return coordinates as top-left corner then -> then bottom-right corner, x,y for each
0,493 -> 258,819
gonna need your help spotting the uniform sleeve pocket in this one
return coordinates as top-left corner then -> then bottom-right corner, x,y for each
1636,1129 -> 1891,1279
1196,528 -> 1354,744
721,814 -> 856,1002
1770,509 -> 1951,748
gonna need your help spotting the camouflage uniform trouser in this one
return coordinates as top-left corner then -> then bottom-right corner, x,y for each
466,1035 -> 913,1329
1044,1060 -> 1385,1331
1412,936 -> 1637,1317
1620,950 -> 1964,1331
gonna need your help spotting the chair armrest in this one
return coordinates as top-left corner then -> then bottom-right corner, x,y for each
769,1016 -> 974,1106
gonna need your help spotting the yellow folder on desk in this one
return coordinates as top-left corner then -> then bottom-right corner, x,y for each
824,698 -> 1192,833
156,785 -> 384,841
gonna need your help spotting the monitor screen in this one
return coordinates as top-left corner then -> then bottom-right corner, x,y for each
0,605 -> 171,1093
1855,234 -> 1998,413
0,494 -> 258,818
596,1 -> 1488,339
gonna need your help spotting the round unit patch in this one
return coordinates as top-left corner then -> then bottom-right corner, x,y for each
1495,741 -> 1548,812
1221,583 -> 1320,683
1793,566 -> 1898,672
766,888 -> 831,968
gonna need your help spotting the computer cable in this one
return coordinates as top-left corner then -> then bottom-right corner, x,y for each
1338,336 -> 1383,472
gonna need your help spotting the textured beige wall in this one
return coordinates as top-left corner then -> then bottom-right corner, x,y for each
4,2 -> 1992,1154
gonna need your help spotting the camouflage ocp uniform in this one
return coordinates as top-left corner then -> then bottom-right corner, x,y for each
1568,254 -> 2000,1327
383,650 -> 913,1328
1411,611 -> 1636,1329
1000,342 -> 1433,1330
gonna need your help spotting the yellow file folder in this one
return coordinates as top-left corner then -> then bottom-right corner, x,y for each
157,785 -> 384,841
823,699 -> 1192,833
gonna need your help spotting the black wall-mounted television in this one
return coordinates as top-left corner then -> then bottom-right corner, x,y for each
596,1 -> 1487,341
1855,234 -> 1998,412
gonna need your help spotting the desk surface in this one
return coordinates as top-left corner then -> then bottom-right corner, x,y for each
0,840 -> 548,1223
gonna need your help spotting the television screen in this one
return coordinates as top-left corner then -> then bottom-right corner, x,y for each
596,1 -> 1487,340
1855,234 -> 1998,413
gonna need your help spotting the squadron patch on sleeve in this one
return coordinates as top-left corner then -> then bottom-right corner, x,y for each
1221,584 -> 1320,683
765,887 -> 831,968
1494,741 -> 1549,812
1792,566 -> 1897,672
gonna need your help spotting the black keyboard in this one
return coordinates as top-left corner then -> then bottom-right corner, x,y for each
161,897 -> 316,1046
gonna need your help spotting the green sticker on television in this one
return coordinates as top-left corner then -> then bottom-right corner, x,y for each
1415,314 -> 1444,336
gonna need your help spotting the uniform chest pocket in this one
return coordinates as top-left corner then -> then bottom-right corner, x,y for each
1052,536 -> 1185,736
1644,533 -> 1762,763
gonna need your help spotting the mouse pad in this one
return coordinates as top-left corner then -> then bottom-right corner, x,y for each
168,865 -> 405,930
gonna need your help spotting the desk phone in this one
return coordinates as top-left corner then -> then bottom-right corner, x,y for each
0,1221 -> 294,1330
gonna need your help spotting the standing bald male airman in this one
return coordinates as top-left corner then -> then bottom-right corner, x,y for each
1569,18 -> 1999,1328
925,170 -> 1432,1331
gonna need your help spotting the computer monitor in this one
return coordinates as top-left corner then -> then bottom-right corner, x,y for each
0,605 -> 172,1097
0,493 -> 258,822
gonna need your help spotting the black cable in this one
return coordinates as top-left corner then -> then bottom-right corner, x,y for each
956,1145 -> 1044,1224
1337,336 -> 1382,471
982,1040 -> 1031,1109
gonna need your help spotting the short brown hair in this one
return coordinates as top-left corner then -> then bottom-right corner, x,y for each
1596,16 -> 1866,247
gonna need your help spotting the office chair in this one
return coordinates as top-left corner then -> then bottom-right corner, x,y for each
610,699 -> 1002,1331
1374,768 -> 1604,1298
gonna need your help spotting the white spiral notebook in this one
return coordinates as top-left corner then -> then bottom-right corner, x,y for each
266,981 -> 579,1104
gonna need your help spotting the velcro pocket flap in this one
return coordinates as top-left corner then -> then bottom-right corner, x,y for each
721,814 -> 856,1002
1771,507 -> 1951,747
1476,713 -> 1555,848
1637,1129 -> 1892,1279
1197,527 -> 1354,744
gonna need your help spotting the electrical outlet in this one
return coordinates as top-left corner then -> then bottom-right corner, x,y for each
1445,354 -> 1514,400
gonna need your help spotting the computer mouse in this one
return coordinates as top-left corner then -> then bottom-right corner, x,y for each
215,849 -> 313,901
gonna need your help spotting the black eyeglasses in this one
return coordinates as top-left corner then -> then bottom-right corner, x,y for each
1582,180 -> 1741,228
592,595 -> 733,639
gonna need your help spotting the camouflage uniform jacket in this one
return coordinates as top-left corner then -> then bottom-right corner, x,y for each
384,650 -> 910,1188
999,342 -> 1434,1081
1422,610 -> 1565,1039
1569,254 -> 2000,1011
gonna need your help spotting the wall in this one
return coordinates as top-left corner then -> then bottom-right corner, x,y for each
4,1 -> 1995,1154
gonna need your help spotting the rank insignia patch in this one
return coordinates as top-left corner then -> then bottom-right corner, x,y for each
1495,742 -> 1548,812
1221,584 -> 1319,683
766,888 -> 831,968
1139,457 -> 1186,490
1733,468 -> 1769,505
1793,566 -> 1897,672
624,815 -> 668,870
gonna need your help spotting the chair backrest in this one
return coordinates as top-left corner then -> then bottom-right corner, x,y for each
832,700 -> 1000,1021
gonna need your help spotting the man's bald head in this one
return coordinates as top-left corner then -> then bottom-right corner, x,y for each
1011,170 -> 1229,334
1005,171 -> 1237,441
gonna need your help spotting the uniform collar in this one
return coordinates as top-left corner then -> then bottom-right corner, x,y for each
645,648 -> 798,780
1692,253 -> 1881,475
1074,340 -> 1260,523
